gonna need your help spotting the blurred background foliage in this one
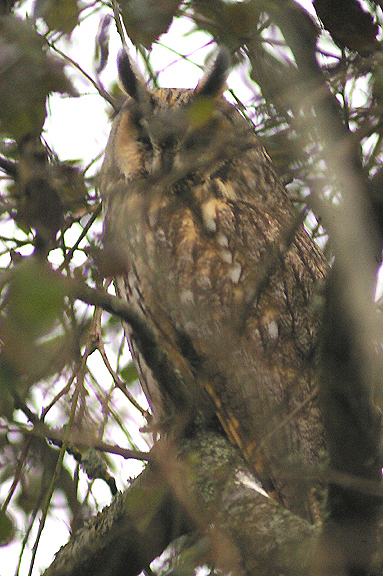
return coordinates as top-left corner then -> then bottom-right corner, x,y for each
0,0 -> 383,574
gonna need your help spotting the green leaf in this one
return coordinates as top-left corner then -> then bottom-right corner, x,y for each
0,509 -> 15,546
120,361 -> 138,386
6,258 -> 66,338
119,0 -> 182,47
33,0 -> 80,34
0,259 -> 70,417
188,97 -> 215,128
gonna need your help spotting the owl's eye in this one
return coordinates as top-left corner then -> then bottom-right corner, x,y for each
184,129 -> 211,152
160,135 -> 176,149
183,136 -> 198,151
130,110 -> 153,152
137,133 -> 153,152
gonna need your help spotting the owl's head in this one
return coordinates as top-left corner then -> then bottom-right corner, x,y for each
101,46 -> 255,190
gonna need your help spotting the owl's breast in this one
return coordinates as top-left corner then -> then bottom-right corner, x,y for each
102,151 -> 327,520
103,170 -> 325,358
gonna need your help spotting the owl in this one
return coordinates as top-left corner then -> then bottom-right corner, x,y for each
101,46 -> 327,521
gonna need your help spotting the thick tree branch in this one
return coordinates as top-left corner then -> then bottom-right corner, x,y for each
43,432 -> 318,576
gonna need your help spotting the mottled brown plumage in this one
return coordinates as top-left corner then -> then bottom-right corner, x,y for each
101,48 -> 327,520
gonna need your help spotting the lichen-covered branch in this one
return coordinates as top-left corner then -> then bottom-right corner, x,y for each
43,431 -> 318,576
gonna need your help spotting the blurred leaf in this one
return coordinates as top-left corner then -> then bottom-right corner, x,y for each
15,137 -> 64,244
120,361 -> 138,386
94,14 -> 112,75
33,0 -> 80,34
53,161 -> 89,208
248,43 -> 300,114
119,0 -> 182,47
313,0 -> 379,54
12,141 -> 89,242
0,15 -> 75,140
31,330 -> 80,380
0,0 -> 17,16
6,258 -> 66,338
0,509 -> 15,546
188,97 -> 215,128
16,474 -> 44,514
0,259 -> 70,416
191,0 -> 258,50
0,356 -> 19,418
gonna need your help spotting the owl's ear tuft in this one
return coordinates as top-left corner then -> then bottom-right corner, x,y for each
196,46 -> 231,98
117,48 -> 147,100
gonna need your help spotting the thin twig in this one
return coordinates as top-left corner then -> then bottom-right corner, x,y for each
47,41 -> 116,109
112,0 -> 126,46
97,341 -> 148,416
71,277 -> 192,409
1,435 -> 33,513
58,203 -> 102,273
28,360 -> 85,576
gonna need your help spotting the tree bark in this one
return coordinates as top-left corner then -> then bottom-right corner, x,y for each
43,431 -> 318,576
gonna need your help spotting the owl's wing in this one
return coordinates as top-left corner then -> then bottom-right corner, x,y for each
141,155 -> 327,519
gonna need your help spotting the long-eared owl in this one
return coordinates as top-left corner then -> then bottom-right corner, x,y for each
101,46 -> 327,521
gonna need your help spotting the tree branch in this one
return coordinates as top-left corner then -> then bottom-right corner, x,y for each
43,431 -> 318,576
272,6 -> 383,574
